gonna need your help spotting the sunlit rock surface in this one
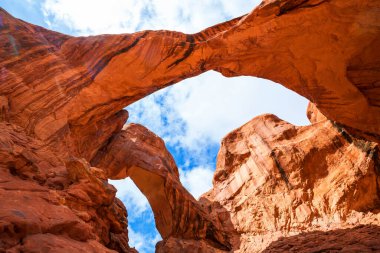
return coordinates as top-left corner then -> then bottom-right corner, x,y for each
201,104 -> 380,252
93,123 -> 234,251
0,0 -> 379,252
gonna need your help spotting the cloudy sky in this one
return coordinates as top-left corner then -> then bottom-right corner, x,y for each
1,1 -> 310,252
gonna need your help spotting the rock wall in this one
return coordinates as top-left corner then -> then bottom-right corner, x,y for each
1,0 -> 379,156
201,105 -> 380,252
0,0 -> 379,252
0,122 -> 136,252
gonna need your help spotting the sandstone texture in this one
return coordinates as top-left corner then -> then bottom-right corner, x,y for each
201,105 -> 380,252
93,124 -> 234,251
0,0 -> 380,252
0,122 -> 137,252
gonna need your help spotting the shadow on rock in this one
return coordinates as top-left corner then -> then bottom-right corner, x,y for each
262,225 -> 380,253
156,196 -> 241,253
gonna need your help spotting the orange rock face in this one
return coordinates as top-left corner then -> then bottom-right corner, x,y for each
1,0 -> 379,154
0,122 -> 137,252
201,106 -> 380,252
0,0 -> 379,252
93,124 -> 233,251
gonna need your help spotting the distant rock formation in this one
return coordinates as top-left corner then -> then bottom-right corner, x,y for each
0,0 -> 379,252
92,124 -> 234,251
200,104 -> 380,252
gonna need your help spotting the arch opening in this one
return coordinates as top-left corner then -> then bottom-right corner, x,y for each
126,71 -> 310,196
112,71 -> 310,251
110,178 -> 162,253
2,1 -> 380,253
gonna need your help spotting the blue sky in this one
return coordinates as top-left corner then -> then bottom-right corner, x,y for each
1,1 -> 310,252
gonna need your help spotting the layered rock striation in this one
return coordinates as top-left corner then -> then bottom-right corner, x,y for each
0,0 -> 379,252
92,124 -> 234,251
201,104 -> 380,252
1,0 -> 379,155
0,122 -> 136,252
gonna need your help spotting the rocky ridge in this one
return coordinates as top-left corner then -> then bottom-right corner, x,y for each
0,0 -> 379,252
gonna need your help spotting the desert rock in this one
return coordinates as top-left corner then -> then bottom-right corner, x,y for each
0,0 -> 379,252
201,108 -> 380,252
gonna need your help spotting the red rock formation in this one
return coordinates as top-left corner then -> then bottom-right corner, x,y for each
0,122 -> 137,252
1,0 -> 379,157
200,105 -> 380,252
1,0 -> 379,252
146,103 -> 380,253
92,124 -> 233,251
263,225 -> 380,252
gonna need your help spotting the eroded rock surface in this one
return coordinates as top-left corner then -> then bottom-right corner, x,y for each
1,0 -> 380,252
93,124 -> 235,251
1,0 -> 379,158
201,106 -> 380,252
0,122 -> 137,252
262,225 -> 380,253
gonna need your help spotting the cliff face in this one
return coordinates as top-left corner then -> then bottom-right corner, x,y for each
0,0 -> 379,252
153,104 -> 380,253
0,122 -> 136,252
1,0 -> 379,152
201,104 -> 380,252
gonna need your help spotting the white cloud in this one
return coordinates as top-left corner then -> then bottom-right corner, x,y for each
42,0 -> 261,35
110,178 -> 150,217
169,73 -> 310,144
127,228 -> 145,252
180,166 -> 214,199
128,227 -> 161,253
42,0 -> 144,35
128,71 -> 309,155
110,178 -> 161,252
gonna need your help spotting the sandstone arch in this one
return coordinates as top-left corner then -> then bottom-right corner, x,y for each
1,0 -> 380,252
92,123 -> 236,251
1,0 -> 379,159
